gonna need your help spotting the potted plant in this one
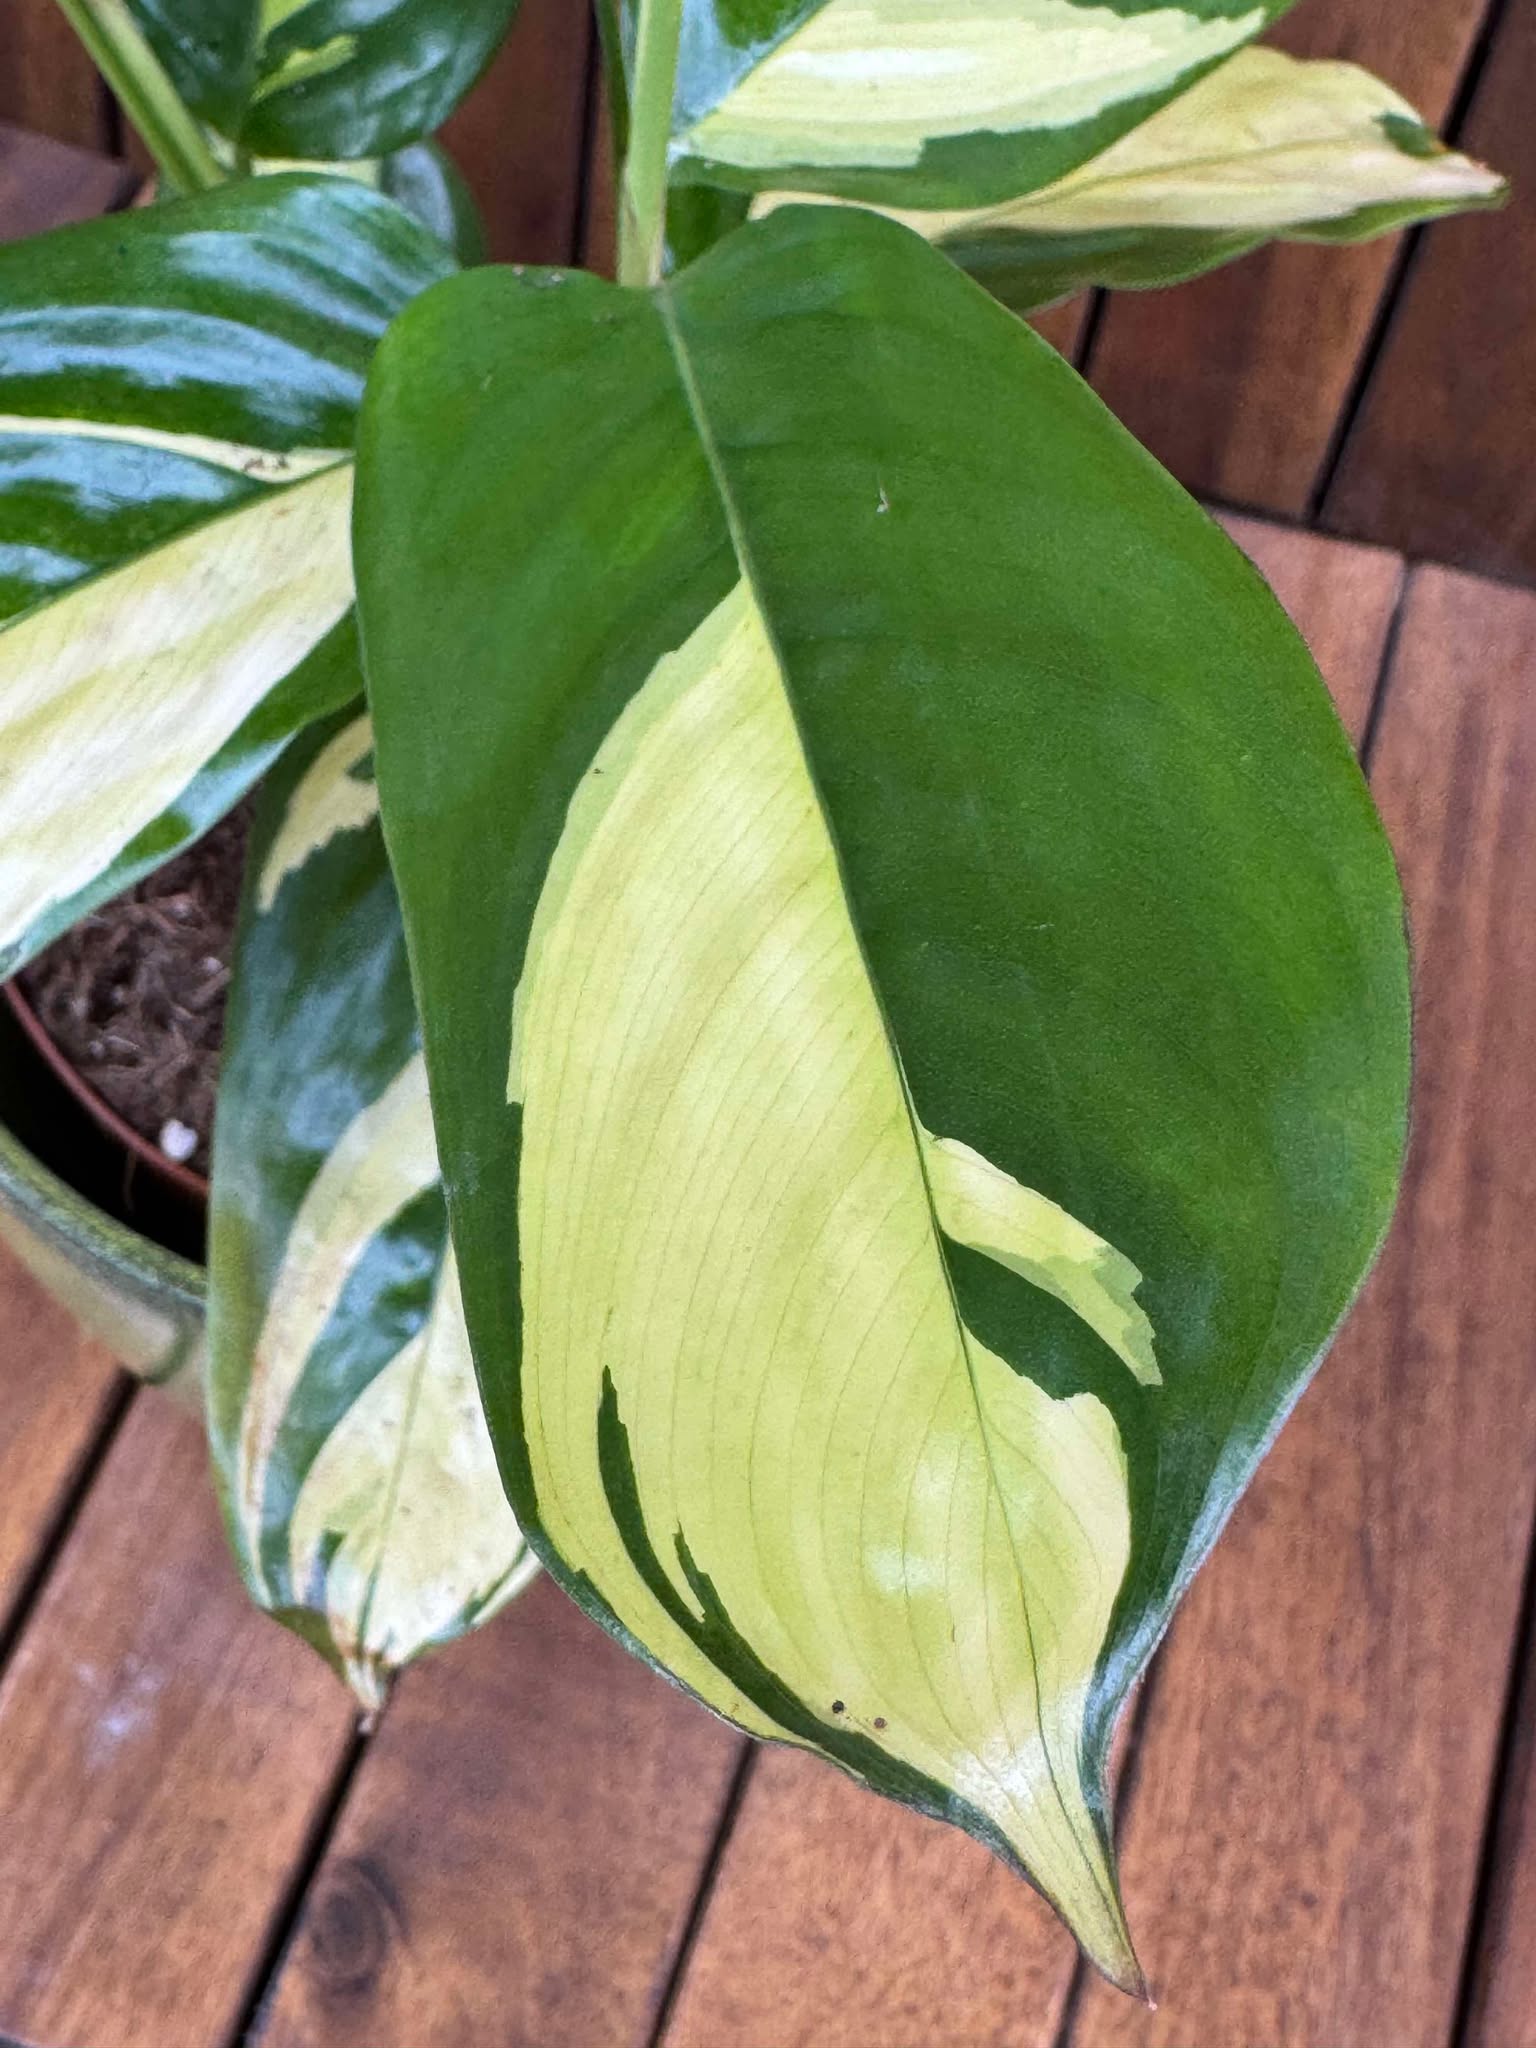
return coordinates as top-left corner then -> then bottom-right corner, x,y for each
0,0 -> 1503,1995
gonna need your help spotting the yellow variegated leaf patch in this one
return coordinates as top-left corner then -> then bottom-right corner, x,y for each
508,580 -> 1157,1989
0,173 -> 455,978
0,449 -> 354,970
673,0 -> 1276,204
751,47 -> 1507,308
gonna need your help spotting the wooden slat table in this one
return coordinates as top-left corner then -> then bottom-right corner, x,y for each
1,43 -> 1535,2044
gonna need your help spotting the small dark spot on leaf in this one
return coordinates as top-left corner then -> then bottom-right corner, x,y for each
873,1716 -> 887,1730
831,1699 -> 845,1715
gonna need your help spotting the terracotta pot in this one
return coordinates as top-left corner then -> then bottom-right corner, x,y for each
0,984 -> 204,1401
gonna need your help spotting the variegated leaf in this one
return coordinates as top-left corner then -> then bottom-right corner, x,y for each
658,0 -> 1294,208
0,173 -> 453,981
751,47 -> 1508,309
119,0 -> 523,161
208,711 -> 536,1711
357,209 -> 1409,1984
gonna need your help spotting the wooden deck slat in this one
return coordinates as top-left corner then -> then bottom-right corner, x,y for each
1322,0 -> 1536,583
1217,514 -> 1404,739
440,0 -> 593,265
256,1575 -> 742,2048
581,79 -> 617,278
1063,563 -> 1536,2047
1029,295 -> 1091,360
0,1395 -> 358,2048
651,521 -> 1399,2048
0,1248 -> 122,1635
1464,1592 -> 1536,2047
662,1746 -> 1078,2048
1084,0 -> 1495,518
0,2 -> 110,152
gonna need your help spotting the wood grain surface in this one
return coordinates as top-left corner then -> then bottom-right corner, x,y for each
0,1394 -> 358,2048
1029,294 -> 1090,361
440,0 -> 593,265
660,1744 -> 1081,2048
1323,0 -> 1536,582
257,1574 -> 743,2048
1086,0 -> 1496,516
1464,1578 -> 1536,2048
1218,514 -> 1403,739
0,1 -> 110,151
0,1245 -> 122,1636
1065,565 -> 1536,2048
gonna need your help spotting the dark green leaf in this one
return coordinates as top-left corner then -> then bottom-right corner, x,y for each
124,0 -> 522,161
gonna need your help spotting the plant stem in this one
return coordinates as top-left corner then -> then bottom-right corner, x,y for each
616,0 -> 682,288
54,0 -> 225,194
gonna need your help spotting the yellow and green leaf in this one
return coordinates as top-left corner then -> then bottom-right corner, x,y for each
751,46 -> 1508,309
658,0 -> 1296,208
0,173 -> 453,980
208,711 -> 536,1711
356,209 -> 1409,1982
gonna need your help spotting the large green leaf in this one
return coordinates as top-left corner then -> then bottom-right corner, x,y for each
0,173 -> 453,981
208,710 -> 536,1710
656,0 -> 1295,208
356,207 -> 1408,1985
123,0 -> 523,161
753,47 -> 1507,311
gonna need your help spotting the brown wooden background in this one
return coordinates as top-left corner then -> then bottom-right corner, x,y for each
1,1 -> 1534,2044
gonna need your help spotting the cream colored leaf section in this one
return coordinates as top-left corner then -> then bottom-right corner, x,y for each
256,713 -> 378,911
239,1051 -> 439,1576
287,1246 -> 537,1711
925,1130 -> 1160,1386
0,414 -> 347,478
0,461 -> 354,958
679,0 -> 1263,175
509,579 -> 1152,1990
754,47 -> 1505,236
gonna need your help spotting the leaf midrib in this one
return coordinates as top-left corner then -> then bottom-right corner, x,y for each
652,279 -> 1117,1924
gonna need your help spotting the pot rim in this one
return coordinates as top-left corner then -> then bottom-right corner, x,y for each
2,980 -> 209,1206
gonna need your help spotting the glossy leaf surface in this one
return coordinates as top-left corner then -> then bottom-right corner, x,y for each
125,0 -> 522,160
209,711 -> 536,1710
357,208 -> 1408,1983
0,174 -> 452,979
753,48 -> 1507,310
654,0 -> 1294,207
